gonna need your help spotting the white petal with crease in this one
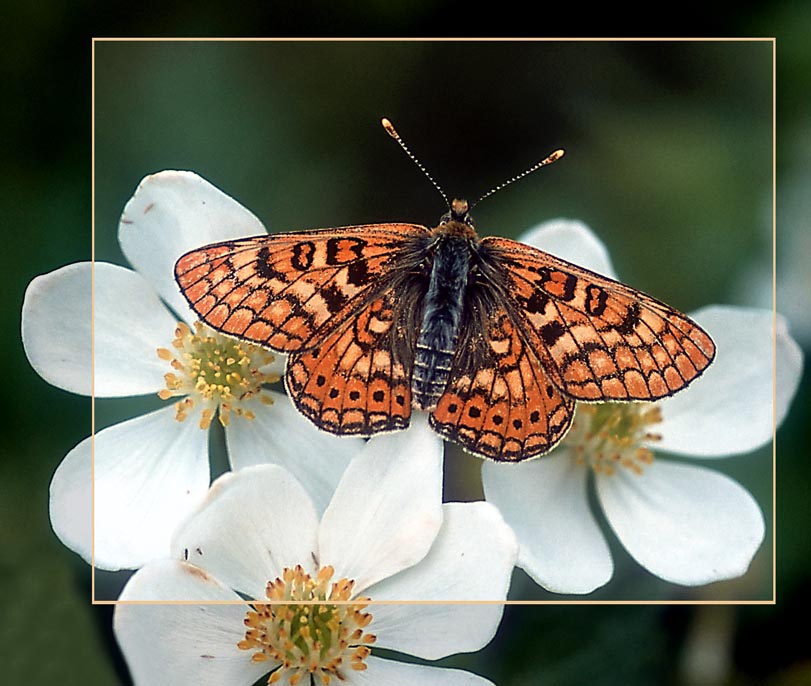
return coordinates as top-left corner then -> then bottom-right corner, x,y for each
369,502 -> 513,658
22,262 -> 176,397
225,390 -> 363,515
350,656 -> 496,686
49,405 -> 209,570
119,170 -> 266,322
519,219 -> 618,278
483,453 -> 613,594
656,306 -> 801,457
115,560 -> 268,685
171,465 -> 321,600
318,414 -> 444,593
597,460 -> 765,585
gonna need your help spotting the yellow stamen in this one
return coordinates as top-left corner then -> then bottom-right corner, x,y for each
567,403 -> 663,476
156,321 -> 279,429
239,565 -> 376,685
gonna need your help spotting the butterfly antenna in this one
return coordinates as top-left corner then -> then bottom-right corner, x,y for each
382,117 -> 451,211
470,148 -> 565,209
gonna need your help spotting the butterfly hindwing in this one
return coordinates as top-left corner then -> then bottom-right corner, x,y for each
175,224 -> 430,353
479,236 -> 716,402
430,288 -> 575,461
285,285 -> 424,435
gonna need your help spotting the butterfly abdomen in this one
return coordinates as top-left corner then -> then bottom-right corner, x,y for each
412,233 -> 472,410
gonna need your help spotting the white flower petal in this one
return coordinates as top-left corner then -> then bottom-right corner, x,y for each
370,502 -> 516,601
226,391 -> 363,515
775,313 -> 804,426
49,405 -> 210,570
482,453 -> 613,594
171,465 -> 321,599
259,352 -> 287,379
368,502 -> 513,659
22,262 -> 176,397
119,170 -> 266,322
597,460 -> 765,586
318,414 -> 444,593
656,306 -> 802,457
118,559 -> 240,601
518,219 -> 618,278
49,437 -> 94,566
349,656 -> 495,686
115,560 -> 268,686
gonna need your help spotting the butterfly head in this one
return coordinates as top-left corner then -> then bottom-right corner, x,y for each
437,198 -> 479,239
449,198 -> 472,223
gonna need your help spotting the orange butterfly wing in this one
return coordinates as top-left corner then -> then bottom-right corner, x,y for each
430,289 -> 575,462
285,287 -> 422,435
480,236 -> 716,402
175,224 -> 430,353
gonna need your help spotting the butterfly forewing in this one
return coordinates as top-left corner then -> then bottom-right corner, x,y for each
480,237 -> 716,403
175,224 -> 430,353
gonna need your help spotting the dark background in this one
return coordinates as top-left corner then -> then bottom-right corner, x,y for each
2,7 -> 809,686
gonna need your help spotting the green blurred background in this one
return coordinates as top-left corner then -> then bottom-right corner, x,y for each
3,10 -> 809,686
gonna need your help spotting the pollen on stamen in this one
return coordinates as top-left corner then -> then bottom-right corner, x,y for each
568,403 -> 664,476
238,565 -> 376,686
156,321 -> 279,429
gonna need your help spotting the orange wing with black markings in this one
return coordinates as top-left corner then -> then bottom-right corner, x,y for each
285,287 -> 421,436
175,217 -> 715,462
479,236 -> 716,402
429,291 -> 575,462
174,224 -> 430,353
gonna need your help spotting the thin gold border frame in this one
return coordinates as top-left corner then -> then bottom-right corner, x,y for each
91,36 -> 778,606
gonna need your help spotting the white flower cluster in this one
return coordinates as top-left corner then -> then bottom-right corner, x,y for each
22,171 -> 802,685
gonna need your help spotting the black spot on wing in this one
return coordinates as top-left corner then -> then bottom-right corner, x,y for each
585,284 -> 609,316
616,302 -> 641,335
256,246 -> 288,281
347,260 -> 371,287
522,289 -> 549,314
540,320 -> 566,346
534,267 -> 577,301
291,241 -> 316,271
321,281 -> 350,315
325,236 -> 366,265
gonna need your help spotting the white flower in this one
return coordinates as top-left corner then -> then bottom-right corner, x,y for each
482,220 -> 803,594
22,171 -> 364,570
114,418 -> 515,686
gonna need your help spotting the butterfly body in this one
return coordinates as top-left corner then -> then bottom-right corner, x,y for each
413,216 -> 478,410
176,203 -> 715,462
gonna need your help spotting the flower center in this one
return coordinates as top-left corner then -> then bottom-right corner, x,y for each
157,321 -> 279,429
238,565 -> 376,685
567,403 -> 663,476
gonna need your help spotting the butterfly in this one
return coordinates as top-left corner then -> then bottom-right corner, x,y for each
174,120 -> 715,462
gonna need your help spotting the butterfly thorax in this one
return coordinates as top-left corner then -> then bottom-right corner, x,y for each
432,219 -> 478,241
412,202 -> 480,410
